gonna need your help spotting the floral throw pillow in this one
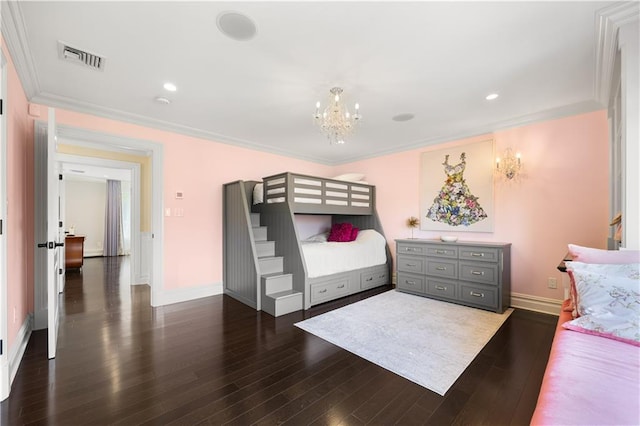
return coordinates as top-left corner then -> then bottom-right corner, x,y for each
563,262 -> 640,346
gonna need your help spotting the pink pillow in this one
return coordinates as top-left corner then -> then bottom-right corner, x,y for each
568,244 -> 640,264
350,227 -> 359,242
327,223 -> 353,242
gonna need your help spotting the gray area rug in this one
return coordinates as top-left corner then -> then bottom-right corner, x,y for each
295,290 -> 513,395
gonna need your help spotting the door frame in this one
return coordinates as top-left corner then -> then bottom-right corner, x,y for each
53,124 -> 164,305
33,123 -> 164,321
58,153 -> 142,286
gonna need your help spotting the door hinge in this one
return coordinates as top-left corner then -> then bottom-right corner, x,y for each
59,268 -> 63,275
59,174 -> 63,180
0,99 -> 3,115
0,219 -> 3,235
59,221 -> 63,228
0,339 -> 3,356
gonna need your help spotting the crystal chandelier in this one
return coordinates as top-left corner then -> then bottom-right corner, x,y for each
313,87 -> 361,144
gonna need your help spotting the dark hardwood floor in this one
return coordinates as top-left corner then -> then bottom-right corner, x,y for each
0,257 -> 557,425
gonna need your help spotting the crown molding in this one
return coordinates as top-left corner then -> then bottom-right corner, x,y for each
32,91 -> 332,165
595,2 -> 640,106
1,1 -> 40,99
333,99 -> 603,165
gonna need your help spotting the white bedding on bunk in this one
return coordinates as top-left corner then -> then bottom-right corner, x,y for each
300,229 -> 387,278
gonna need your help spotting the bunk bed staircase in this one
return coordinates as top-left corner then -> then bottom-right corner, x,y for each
252,212 -> 303,316
223,180 -> 303,317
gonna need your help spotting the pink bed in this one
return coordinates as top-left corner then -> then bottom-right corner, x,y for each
531,302 -> 640,425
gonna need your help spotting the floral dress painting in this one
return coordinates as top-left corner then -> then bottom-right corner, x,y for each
426,153 -> 487,226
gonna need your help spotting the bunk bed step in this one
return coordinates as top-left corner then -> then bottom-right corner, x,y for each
250,213 -> 260,227
252,226 -> 268,241
258,256 -> 283,274
256,241 -> 275,258
262,290 -> 303,317
262,273 -> 293,295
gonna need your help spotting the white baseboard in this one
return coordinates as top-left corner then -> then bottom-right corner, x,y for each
152,282 -> 223,307
84,249 -> 104,257
1,314 -> 33,401
511,292 -> 562,316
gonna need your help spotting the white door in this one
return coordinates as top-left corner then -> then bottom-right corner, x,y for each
35,109 -> 60,359
46,109 -> 61,359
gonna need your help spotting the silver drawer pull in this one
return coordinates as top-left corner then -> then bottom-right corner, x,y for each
435,285 -> 447,291
319,289 -> 327,294
406,248 -> 416,252
406,263 -> 417,267
471,252 -> 485,257
470,291 -> 484,298
366,277 -> 373,281
406,280 -> 416,285
378,275 -> 385,279
471,271 -> 485,276
435,250 -> 446,254
337,284 -> 345,289
435,266 -> 447,271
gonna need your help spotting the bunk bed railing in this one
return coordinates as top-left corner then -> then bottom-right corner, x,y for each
262,172 -> 374,215
222,180 -> 261,309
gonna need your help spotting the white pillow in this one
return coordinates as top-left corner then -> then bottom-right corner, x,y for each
252,183 -> 264,205
332,173 -> 365,182
303,232 -> 329,243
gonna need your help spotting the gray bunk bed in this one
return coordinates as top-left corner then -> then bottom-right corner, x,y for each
223,172 -> 391,317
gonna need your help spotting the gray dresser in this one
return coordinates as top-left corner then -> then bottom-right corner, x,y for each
395,239 -> 511,313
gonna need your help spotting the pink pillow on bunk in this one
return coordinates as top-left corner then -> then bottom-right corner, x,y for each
568,244 -> 640,264
327,223 -> 353,242
350,227 -> 359,241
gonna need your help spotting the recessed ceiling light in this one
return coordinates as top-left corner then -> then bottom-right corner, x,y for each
163,82 -> 177,92
486,93 -> 499,100
392,113 -> 415,122
154,96 -> 171,105
217,11 -> 257,41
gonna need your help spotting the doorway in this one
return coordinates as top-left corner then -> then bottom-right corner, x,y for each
33,121 -> 165,344
58,156 -> 141,287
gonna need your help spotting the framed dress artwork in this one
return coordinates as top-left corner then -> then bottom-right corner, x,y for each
419,139 -> 495,232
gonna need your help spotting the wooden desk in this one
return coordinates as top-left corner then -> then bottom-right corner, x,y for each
65,235 -> 85,269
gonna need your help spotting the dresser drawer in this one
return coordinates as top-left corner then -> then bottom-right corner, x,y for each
426,259 -> 458,279
397,255 -> 426,274
397,243 -> 428,256
426,278 -> 457,300
459,247 -> 500,263
459,283 -> 498,310
397,273 -> 425,294
425,245 -> 458,259
459,262 -> 498,285
310,279 -> 350,304
361,265 -> 388,290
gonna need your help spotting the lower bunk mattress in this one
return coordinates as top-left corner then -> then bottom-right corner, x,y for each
300,229 -> 387,278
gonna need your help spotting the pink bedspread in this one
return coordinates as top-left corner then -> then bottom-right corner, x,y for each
531,307 -> 640,425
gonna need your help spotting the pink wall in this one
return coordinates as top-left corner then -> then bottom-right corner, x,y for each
41,108 -> 333,290
3,39 -> 35,347
335,111 -> 610,299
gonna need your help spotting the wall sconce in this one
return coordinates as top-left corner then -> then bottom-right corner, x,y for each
496,148 -> 522,180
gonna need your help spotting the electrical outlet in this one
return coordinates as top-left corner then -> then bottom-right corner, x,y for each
548,277 -> 558,289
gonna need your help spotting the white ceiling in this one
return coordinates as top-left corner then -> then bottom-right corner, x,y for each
2,1 -> 622,165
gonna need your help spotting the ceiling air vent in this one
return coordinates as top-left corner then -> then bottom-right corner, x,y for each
58,41 -> 105,71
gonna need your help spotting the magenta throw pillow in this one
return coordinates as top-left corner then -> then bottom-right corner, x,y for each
328,223 -> 353,242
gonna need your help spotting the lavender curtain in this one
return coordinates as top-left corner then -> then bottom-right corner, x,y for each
104,179 -> 124,256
